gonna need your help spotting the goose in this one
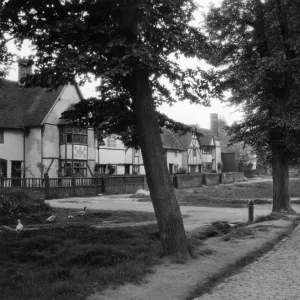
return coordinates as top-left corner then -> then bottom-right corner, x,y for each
46,214 -> 57,222
68,215 -> 73,219
77,207 -> 86,216
16,219 -> 23,232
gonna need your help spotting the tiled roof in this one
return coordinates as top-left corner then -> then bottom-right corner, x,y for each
196,128 -> 216,146
174,131 -> 193,149
160,128 -> 186,151
0,79 -> 64,128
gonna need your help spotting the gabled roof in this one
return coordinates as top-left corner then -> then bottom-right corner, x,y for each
174,131 -> 193,149
196,128 -> 219,146
160,128 -> 185,151
0,79 -> 65,128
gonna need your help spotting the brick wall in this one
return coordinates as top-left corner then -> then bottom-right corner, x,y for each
203,173 -> 220,186
220,172 -> 235,184
174,173 -> 203,189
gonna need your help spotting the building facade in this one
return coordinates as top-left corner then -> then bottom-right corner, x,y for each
0,66 -> 222,179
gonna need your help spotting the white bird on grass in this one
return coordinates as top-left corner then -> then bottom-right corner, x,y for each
77,207 -> 86,216
68,215 -> 73,219
16,219 -> 23,232
46,214 -> 57,222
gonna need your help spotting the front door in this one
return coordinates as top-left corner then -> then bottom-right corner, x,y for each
125,164 -> 130,174
11,161 -> 22,186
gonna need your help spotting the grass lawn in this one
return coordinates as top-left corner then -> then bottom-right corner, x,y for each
45,207 -> 157,226
134,179 -> 300,207
177,179 -> 300,206
0,224 -> 161,300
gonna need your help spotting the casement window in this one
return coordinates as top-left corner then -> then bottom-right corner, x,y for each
106,135 -> 117,148
132,165 -> 140,174
0,129 -> 4,144
60,160 -> 87,177
60,127 -> 88,145
202,146 -> 212,154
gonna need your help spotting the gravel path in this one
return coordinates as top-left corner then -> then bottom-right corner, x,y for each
195,223 -> 300,300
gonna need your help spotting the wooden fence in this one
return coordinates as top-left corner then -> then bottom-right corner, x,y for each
0,174 -> 147,199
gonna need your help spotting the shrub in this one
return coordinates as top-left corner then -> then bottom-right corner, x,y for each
176,167 -> 188,174
0,189 -> 51,224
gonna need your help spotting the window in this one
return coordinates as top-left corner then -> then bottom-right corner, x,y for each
190,165 -> 196,173
60,126 -> 87,145
202,147 -> 212,154
0,159 -> 7,177
0,129 -> 3,144
106,135 -> 117,148
193,149 -> 197,157
132,165 -> 140,174
202,163 -> 212,172
60,160 -> 87,177
174,164 -> 178,173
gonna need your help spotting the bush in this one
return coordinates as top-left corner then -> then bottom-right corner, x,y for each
0,189 -> 51,224
176,167 -> 188,174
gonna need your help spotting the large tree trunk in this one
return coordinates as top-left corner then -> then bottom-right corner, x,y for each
129,66 -> 190,262
271,148 -> 292,212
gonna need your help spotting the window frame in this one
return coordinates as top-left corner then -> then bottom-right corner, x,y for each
60,160 -> 87,177
192,149 -> 197,157
202,146 -> 212,154
132,165 -> 140,174
59,126 -> 88,145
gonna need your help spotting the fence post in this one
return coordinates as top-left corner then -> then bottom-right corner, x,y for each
44,173 -> 50,199
124,174 -> 127,194
102,175 -> 106,194
72,175 -> 76,197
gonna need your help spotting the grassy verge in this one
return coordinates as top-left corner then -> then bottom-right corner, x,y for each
0,224 -> 161,300
186,217 -> 300,300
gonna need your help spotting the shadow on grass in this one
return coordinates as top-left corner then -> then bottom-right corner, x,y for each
0,224 -> 161,300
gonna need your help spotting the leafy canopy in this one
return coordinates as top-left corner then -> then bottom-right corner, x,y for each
1,0 -> 217,144
205,0 -> 300,163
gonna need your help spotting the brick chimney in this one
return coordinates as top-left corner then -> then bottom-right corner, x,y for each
18,59 -> 33,81
210,113 -> 219,137
218,115 -> 227,135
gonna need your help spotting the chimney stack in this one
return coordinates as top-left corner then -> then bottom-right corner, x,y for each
18,59 -> 33,82
210,113 -> 219,137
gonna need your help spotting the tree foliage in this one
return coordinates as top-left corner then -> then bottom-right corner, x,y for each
1,0 -> 215,100
205,0 -> 300,163
1,0 -> 215,260
205,0 -> 300,212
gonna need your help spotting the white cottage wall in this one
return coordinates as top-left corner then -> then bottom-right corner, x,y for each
0,129 -> 24,177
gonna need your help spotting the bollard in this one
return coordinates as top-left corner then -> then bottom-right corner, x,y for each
248,200 -> 254,223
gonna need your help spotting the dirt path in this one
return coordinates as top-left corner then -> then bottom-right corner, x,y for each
46,196 -> 300,232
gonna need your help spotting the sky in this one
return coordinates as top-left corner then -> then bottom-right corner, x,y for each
5,0 -> 243,129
